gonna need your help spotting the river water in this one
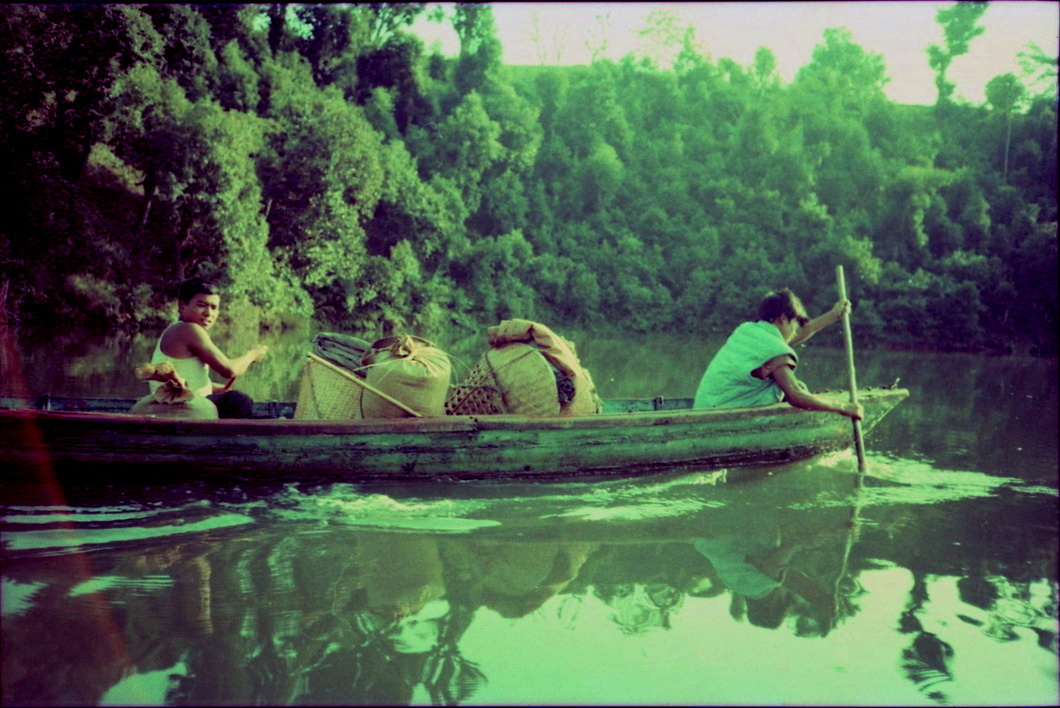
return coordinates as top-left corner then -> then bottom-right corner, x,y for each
1,326 -> 1057,706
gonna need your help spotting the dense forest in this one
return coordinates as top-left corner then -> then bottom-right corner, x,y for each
1,2 -> 1056,354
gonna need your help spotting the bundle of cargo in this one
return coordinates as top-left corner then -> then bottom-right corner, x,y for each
445,319 -> 602,417
129,362 -> 219,420
295,333 -> 453,420
360,335 -> 452,419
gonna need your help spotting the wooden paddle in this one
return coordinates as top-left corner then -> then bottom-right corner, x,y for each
837,265 -> 868,473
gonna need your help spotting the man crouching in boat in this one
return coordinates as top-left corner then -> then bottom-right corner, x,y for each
149,276 -> 268,418
694,289 -> 863,420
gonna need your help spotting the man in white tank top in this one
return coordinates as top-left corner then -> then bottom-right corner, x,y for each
151,277 -> 268,418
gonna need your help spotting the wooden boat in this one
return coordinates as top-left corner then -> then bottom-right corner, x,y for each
0,388 -> 908,483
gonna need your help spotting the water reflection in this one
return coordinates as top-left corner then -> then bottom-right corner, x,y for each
2,519 -> 851,704
3,459 -> 1054,707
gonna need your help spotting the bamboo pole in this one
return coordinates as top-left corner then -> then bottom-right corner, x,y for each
306,351 -> 423,418
837,265 -> 867,473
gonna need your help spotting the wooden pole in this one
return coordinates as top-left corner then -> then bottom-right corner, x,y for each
306,351 -> 423,418
837,265 -> 868,472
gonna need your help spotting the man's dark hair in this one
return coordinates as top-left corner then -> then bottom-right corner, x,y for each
758,288 -> 808,324
177,277 -> 218,303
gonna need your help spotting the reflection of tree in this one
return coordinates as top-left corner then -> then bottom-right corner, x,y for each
280,536 -> 598,705
869,487 -> 1059,704
957,569 -> 1059,653
421,603 -> 488,706
898,572 -> 955,705
3,525 -> 610,707
584,542 -> 708,634
900,632 -> 955,705
1,537 -> 219,706
238,532 -> 487,706
279,600 -> 483,706
894,522 -> 1056,703
9,489 -> 1052,707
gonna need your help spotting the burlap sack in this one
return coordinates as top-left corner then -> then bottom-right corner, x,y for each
361,336 -> 451,418
486,319 -> 602,417
445,343 -> 561,416
131,361 -> 218,419
130,394 -> 218,420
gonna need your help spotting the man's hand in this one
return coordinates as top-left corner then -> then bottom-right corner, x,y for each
843,401 -> 864,420
829,299 -> 851,323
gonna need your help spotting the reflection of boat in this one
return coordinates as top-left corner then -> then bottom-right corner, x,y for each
0,466 -> 870,706
1,389 -> 907,481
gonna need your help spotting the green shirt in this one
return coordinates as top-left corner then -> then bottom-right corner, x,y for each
694,321 -> 798,409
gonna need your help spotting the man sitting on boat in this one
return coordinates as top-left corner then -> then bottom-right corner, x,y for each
694,289 -> 863,419
148,276 -> 268,418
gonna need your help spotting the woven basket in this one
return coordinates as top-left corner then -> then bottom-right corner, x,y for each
293,333 -> 370,420
445,343 -> 560,416
293,359 -> 365,420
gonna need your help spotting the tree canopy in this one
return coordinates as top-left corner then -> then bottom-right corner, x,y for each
0,3 -> 1055,354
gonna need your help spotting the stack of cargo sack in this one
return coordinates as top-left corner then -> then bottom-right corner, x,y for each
294,333 -> 452,420
445,319 -> 602,417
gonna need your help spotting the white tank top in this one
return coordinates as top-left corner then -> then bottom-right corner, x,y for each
150,324 -> 213,397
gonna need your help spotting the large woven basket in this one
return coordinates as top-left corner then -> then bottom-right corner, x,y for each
445,343 -> 560,416
293,333 -> 370,420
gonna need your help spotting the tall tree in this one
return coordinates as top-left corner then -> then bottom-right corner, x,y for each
791,29 -> 889,247
452,2 -> 502,96
984,72 -> 1026,182
928,1 -> 989,108
635,9 -> 696,70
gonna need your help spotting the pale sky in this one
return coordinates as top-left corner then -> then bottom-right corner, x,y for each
411,1 -> 1059,105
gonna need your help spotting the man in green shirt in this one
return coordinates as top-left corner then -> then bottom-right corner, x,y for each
694,288 -> 862,420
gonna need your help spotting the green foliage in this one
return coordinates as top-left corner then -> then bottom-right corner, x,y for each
1017,41 -> 1059,100
0,4 -> 1054,356
451,2 -> 503,96
928,1 -> 989,107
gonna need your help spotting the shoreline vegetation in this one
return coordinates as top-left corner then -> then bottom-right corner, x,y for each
1,4 -> 1056,356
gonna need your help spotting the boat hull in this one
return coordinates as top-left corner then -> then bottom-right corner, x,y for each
1,390 -> 908,482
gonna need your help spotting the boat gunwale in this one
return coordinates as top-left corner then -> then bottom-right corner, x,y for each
1,388 -> 909,435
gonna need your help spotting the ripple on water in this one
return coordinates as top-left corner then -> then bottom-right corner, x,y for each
0,502 -> 256,555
